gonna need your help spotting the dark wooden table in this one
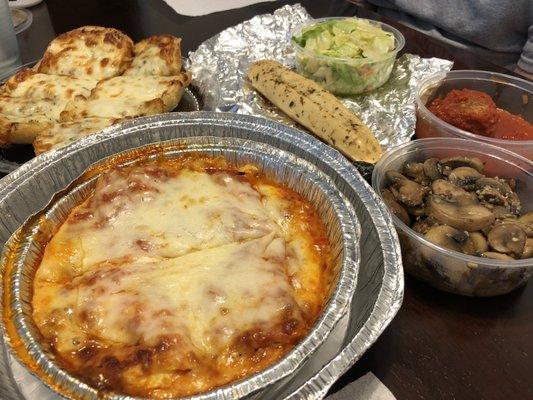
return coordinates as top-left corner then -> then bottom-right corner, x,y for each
12,1 -> 533,399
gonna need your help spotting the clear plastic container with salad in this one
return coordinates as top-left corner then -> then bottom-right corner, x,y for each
291,17 -> 404,96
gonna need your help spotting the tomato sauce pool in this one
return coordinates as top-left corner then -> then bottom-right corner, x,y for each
427,88 -> 533,141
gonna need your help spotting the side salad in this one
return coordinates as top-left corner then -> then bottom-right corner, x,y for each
292,18 -> 402,95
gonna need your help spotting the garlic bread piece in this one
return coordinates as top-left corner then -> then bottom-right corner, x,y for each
248,60 -> 382,163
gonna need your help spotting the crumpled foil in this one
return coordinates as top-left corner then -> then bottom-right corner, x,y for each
189,3 -> 453,151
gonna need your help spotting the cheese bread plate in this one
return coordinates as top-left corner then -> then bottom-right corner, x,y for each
0,27 -> 202,174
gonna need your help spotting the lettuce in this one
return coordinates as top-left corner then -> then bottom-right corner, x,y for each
292,18 -> 397,95
292,18 -> 394,60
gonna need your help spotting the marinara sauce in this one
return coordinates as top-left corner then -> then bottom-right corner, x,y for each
427,88 -> 533,141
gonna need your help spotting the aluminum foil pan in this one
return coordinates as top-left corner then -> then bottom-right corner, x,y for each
1,199 -> 402,400
0,113 -> 362,400
0,112 -> 403,400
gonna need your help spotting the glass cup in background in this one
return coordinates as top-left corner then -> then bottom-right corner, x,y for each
0,0 -> 22,77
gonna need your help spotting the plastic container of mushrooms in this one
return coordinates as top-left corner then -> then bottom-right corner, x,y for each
373,138 -> 533,296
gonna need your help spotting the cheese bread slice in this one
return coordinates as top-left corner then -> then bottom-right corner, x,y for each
0,115 -> 53,146
33,118 -> 118,154
60,73 -> 191,121
124,35 -> 182,76
2,69 -> 97,101
247,60 -> 382,163
0,95 -> 66,121
0,95 -> 67,145
36,26 -> 134,79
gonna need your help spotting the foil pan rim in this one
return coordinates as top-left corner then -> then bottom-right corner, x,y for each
286,175 -> 403,399
0,118 -> 362,400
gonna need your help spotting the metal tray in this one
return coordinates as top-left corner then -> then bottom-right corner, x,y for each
0,112 -> 403,400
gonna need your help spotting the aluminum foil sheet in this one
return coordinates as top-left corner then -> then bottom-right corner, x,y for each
189,3 -> 453,150
0,112 -> 403,400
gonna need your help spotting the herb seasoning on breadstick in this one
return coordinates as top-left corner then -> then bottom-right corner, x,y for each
247,60 -> 382,163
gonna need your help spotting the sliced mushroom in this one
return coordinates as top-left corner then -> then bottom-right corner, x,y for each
505,178 -> 517,191
461,231 -> 489,256
475,177 -> 521,214
425,225 -> 468,252
448,167 -> 483,189
477,186 -> 508,206
381,189 -> 410,225
386,170 -> 427,207
431,179 -> 477,203
518,211 -> 533,232
476,177 -> 512,194
487,223 -> 526,256
484,204 -> 515,220
423,158 -> 442,180
405,205 -> 426,217
440,156 -> 484,173
428,194 -> 494,232
412,218 -> 438,234
522,238 -> 533,259
500,218 -> 533,238
481,223 -> 493,237
403,162 -> 427,184
482,251 -> 515,261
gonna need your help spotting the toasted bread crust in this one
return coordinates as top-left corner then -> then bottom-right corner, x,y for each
0,115 -> 53,145
33,118 -> 118,153
3,69 -> 36,92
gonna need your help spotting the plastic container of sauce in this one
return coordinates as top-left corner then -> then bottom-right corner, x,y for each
415,70 -> 533,160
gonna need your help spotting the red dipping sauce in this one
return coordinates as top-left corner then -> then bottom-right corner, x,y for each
427,89 -> 533,141
489,109 -> 533,140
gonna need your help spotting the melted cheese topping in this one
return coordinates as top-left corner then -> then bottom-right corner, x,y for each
91,75 -> 189,102
37,26 -> 134,79
3,71 -> 97,101
59,74 -> 189,120
32,155 -> 331,398
60,97 -> 166,120
124,35 -> 182,76
0,95 -> 66,121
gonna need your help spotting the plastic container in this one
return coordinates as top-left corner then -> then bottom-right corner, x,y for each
372,138 -> 533,296
415,70 -> 533,160
11,8 -> 33,35
291,17 -> 405,96
0,0 -> 21,76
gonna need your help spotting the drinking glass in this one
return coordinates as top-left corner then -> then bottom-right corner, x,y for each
0,0 -> 22,77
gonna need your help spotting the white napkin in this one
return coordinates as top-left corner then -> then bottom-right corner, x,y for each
162,0 -> 278,17
326,372 -> 397,400
13,350 -> 396,400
